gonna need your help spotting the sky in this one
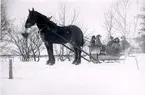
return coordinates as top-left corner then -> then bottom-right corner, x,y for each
6,0 -> 141,40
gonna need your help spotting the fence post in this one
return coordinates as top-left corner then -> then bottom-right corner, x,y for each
9,58 -> 13,79
135,56 -> 139,70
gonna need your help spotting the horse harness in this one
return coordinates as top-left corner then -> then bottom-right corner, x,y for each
38,25 -> 73,45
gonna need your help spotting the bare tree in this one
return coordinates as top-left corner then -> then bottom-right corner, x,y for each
28,27 -> 44,61
0,0 -> 11,55
103,0 -> 131,40
132,0 -> 140,38
113,0 -> 130,37
8,24 -> 43,61
103,7 -> 115,39
138,0 -> 145,33
7,26 -> 29,61
1,0 -> 9,41
58,1 -> 79,26
54,1 -> 79,61
136,0 -> 145,52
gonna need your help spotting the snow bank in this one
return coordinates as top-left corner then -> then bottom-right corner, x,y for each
1,55 -> 145,95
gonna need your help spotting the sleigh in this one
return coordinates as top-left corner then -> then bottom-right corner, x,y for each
88,44 -> 126,63
89,53 -> 125,63
99,54 -> 125,62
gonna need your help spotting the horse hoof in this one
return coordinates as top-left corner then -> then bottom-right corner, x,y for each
75,63 -> 81,65
75,60 -> 81,65
49,61 -> 55,65
49,63 -> 55,65
46,60 -> 50,65
72,60 -> 77,64
46,60 -> 55,65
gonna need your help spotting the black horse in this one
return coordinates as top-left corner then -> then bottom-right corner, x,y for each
25,8 -> 84,65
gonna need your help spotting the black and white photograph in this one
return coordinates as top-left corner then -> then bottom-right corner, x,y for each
1,0 -> 145,95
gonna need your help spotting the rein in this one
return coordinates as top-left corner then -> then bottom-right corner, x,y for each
38,26 -> 49,33
37,22 -> 57,33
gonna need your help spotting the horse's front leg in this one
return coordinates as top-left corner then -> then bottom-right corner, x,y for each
45,43 -> 55,65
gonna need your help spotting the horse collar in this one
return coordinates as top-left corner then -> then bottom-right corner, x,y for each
38,26 -> 51,33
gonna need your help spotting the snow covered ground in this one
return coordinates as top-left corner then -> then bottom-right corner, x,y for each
1,54 -> 145,95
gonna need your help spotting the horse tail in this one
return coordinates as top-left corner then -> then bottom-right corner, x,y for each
81,35 -> 85,46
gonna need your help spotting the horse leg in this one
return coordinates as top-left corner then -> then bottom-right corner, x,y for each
75,48 -> 81,65
45,43 -> 55,65
72,47 -> 77,64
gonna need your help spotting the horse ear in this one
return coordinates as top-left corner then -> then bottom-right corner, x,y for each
48,16 -> 52,20
28,9 -> 31,12
32,8 -> 34,11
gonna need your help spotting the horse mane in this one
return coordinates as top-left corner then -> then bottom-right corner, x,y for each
34,11 -> 58,29
48,19 -> 58,29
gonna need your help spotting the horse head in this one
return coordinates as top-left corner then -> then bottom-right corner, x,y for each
25,8 -> 37,28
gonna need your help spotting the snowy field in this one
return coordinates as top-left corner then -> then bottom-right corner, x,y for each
1,54 -> 145,95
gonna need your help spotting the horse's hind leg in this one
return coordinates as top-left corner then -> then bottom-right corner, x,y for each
72,47 -> 78,64
75,48 -> 81,65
